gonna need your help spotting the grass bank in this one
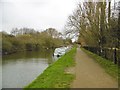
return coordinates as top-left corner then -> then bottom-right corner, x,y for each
81,48 -> 118,80
25,47 -> 76,88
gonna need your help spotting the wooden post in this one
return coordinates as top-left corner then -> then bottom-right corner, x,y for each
113,48 -> 117,64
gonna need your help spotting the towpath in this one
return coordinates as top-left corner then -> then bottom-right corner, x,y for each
71,48 -> 118,88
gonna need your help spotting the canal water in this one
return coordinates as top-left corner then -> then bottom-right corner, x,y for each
2,49 -> 55,88
0,56 -> 2,89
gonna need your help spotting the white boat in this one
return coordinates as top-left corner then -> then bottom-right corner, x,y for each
53,46 -> 71,57
54,47 -> 66,57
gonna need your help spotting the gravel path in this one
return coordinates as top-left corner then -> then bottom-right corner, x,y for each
71,48 -> 118,88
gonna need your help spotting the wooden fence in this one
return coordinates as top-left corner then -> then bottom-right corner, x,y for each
83,46 -> 120,64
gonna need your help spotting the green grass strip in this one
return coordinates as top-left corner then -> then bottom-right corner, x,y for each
81,48 -> 118,80
25,47 -> 77,88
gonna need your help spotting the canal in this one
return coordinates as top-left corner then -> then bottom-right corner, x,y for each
2,49 -> 55,88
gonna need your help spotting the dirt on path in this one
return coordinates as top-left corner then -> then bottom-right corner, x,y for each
70,48 -> 118,88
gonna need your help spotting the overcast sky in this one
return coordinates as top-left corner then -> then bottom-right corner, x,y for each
0,0 -> 80,33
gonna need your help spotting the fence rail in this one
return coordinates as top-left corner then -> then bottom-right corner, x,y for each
83,46 -> 120,64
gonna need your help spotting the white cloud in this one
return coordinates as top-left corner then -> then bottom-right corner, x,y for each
1,0 -> 79,33
0,2 -> 2,31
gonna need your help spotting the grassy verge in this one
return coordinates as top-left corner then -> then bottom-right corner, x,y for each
81,48 -> 118,80
25,47 -> 76,88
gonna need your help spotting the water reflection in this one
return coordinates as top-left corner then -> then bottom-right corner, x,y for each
0,56 -> 2,90
2,49 -> 54,88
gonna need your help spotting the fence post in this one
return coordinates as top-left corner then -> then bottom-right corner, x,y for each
113,48 -> 117,64
104,48 -> 106,59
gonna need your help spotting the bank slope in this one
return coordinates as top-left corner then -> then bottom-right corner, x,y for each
25,47 -> 76,88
